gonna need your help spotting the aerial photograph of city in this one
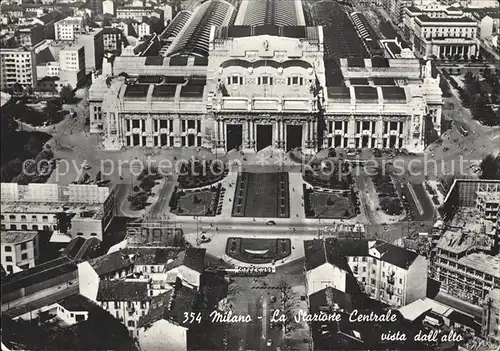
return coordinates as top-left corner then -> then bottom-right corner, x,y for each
0,0 -> 499,349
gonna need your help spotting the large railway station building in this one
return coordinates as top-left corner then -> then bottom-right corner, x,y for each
90,0 -> 443,153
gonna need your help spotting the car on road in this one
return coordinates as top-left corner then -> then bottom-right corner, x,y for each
270,295 -> 277,303
266,339 -> 272,347
266,220 -> 276,226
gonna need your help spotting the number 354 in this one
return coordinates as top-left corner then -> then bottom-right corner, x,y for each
183,312 -> 202,323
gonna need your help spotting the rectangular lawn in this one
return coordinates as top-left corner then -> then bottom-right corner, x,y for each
177,191 -> 216,216
309,192 -> 355,219
232,172 -> 289,218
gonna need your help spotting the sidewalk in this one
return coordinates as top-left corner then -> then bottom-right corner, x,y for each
219,170 -> 238,218
289,173 -> 306,220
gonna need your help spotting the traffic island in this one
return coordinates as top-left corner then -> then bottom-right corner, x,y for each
226,238 -> 291,264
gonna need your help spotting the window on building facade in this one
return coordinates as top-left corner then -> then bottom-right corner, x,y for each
6,256 -> 12,262
20,242 -> 27,250
4,246 -> 12,252
258,76 -> 273,85
228,75 -> 242,85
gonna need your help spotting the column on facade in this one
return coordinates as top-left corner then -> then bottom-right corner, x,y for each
282,120 -> 286,147
302,120 -> 308,150
311,120 -> 318,147
242,120 -> 248,148
398,121 -> 403,147
222,120 -> 226,145
305,121 -> 311,142
368,121 -> 373,148
271,119 -> 280,147
250,120 -> 255,147
375,117 -> 383,148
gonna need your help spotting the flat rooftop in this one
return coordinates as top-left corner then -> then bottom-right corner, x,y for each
1,202 -> 104,219
459,253 -> 500,278
1,231 -> 37,244
416,15 -> 476,23
449,208 -> 497,233
437,229 -> 494,254
55,17 -> 82,25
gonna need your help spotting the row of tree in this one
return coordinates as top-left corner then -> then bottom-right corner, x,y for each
458,71 -> 500,126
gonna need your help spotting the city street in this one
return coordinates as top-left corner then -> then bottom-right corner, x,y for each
225,258 -> 306,350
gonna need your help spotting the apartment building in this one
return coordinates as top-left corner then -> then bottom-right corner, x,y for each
120,247 -> 206,290
116,6 -> 157,22
1,257 -> 78,313
0,46 -> 37,89
54,16 -> 84,41
345,240 -> 428,307
0,183 -> 115,241
76,28 -> 104,73
1,237 -> 99,316
32,10 -> 66,39
482,288 -> 500,346
304,238 -> 428,307
137,279 -> 197,351
404,5 -> 479,59
103,0 -> 114,15
16,24 -> 44,47
432,229 -> 499,304
97,280 -> 152,337
1,231 -> 39,275
59,43 -> 86,89
102,27 -> 123,54
476,191 -> 500,222
90,0 -> 103,15
382,0 -> 413,24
